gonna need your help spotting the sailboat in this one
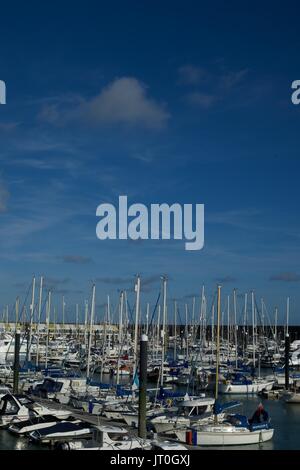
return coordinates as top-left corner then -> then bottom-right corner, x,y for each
219,372 -> 275,394
175,286 -> 274,446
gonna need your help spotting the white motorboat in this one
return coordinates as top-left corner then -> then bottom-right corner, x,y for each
58,425 -> 150,450
33,377 -> 88,402
8,414 -> 75,435
0,334 -> 28,358
150,395 -> 215,434
0,394 -> 71,427
29,420 -> 93,444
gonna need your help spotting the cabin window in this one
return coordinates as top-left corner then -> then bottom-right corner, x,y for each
107,432 -> 128,441
0,397 -> 19,414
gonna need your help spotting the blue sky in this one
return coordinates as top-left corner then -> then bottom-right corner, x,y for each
0,1 -> 300,324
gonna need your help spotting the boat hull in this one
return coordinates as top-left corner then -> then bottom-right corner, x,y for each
219,381 -> 274,394
175,428 -> 274,446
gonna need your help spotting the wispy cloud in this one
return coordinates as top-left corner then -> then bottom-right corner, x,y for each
214,276 -> 237,283
0,179 -> 84,248
178,65 -> 207,85
270,272 -> 300,282
219,69 -> 248,91
179,63 -> 248,109
58,255 -> 92,264
96,276 -> 133,286
0,180 -> 9,212
0,122 -> 20,132
207,209 -> 262,229
185,92 -> 218,108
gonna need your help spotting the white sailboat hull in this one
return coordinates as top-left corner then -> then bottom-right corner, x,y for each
175,427 -> 274,446
152,417 -> 190,434
219,381 -> 274,394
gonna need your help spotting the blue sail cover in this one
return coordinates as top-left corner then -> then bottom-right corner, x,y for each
86,378 -> 111,389
116,384 -> 133,396
157,386 -> 186,400
213,400 -> 241,415
20,361 -> 36,371
225,372 -> 253,385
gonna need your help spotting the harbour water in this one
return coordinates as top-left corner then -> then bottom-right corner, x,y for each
0,383 -> 299,450
0,395 -> 299,450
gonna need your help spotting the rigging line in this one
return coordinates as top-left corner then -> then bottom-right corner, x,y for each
126,299 -> 134,325
148,291 -> 161,329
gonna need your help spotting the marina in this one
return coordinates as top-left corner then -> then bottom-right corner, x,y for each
0,277 -> 300,450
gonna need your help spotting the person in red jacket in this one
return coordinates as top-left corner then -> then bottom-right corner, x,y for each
249,403 -> 269,424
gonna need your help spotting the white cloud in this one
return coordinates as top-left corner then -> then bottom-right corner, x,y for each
40,77 -> 170,130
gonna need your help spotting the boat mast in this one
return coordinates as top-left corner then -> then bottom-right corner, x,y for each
211,304 -> 215,356
185,303 -> 189,361
261,298 -> 265,337
251,291 -> 255,370
76,304 -> 79,337
45,290 -> 51,370
286,297 -> 290,337
274,307 -> 278,342
242,292 -> 247,360
119,291 -> 124,346
227,295 -> 230,362
156,305 -> 160,362
124,290 -> 129,353
116,290 -> 124,386
62,296 -> 65,331
174,300 -> 177,361
28,276 -> 36,362
15,297 -> 19,332
86,284 -> 95,379
107,295 -> 111,357
146,303 -> 149,335
84,300 -> 88,351
36,277 -> 44,367
133,275 -> 141,379
192,296 -> 195,343
214,285 -> 222,424
233,288 -> 238,368
161,276 -> 167,386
